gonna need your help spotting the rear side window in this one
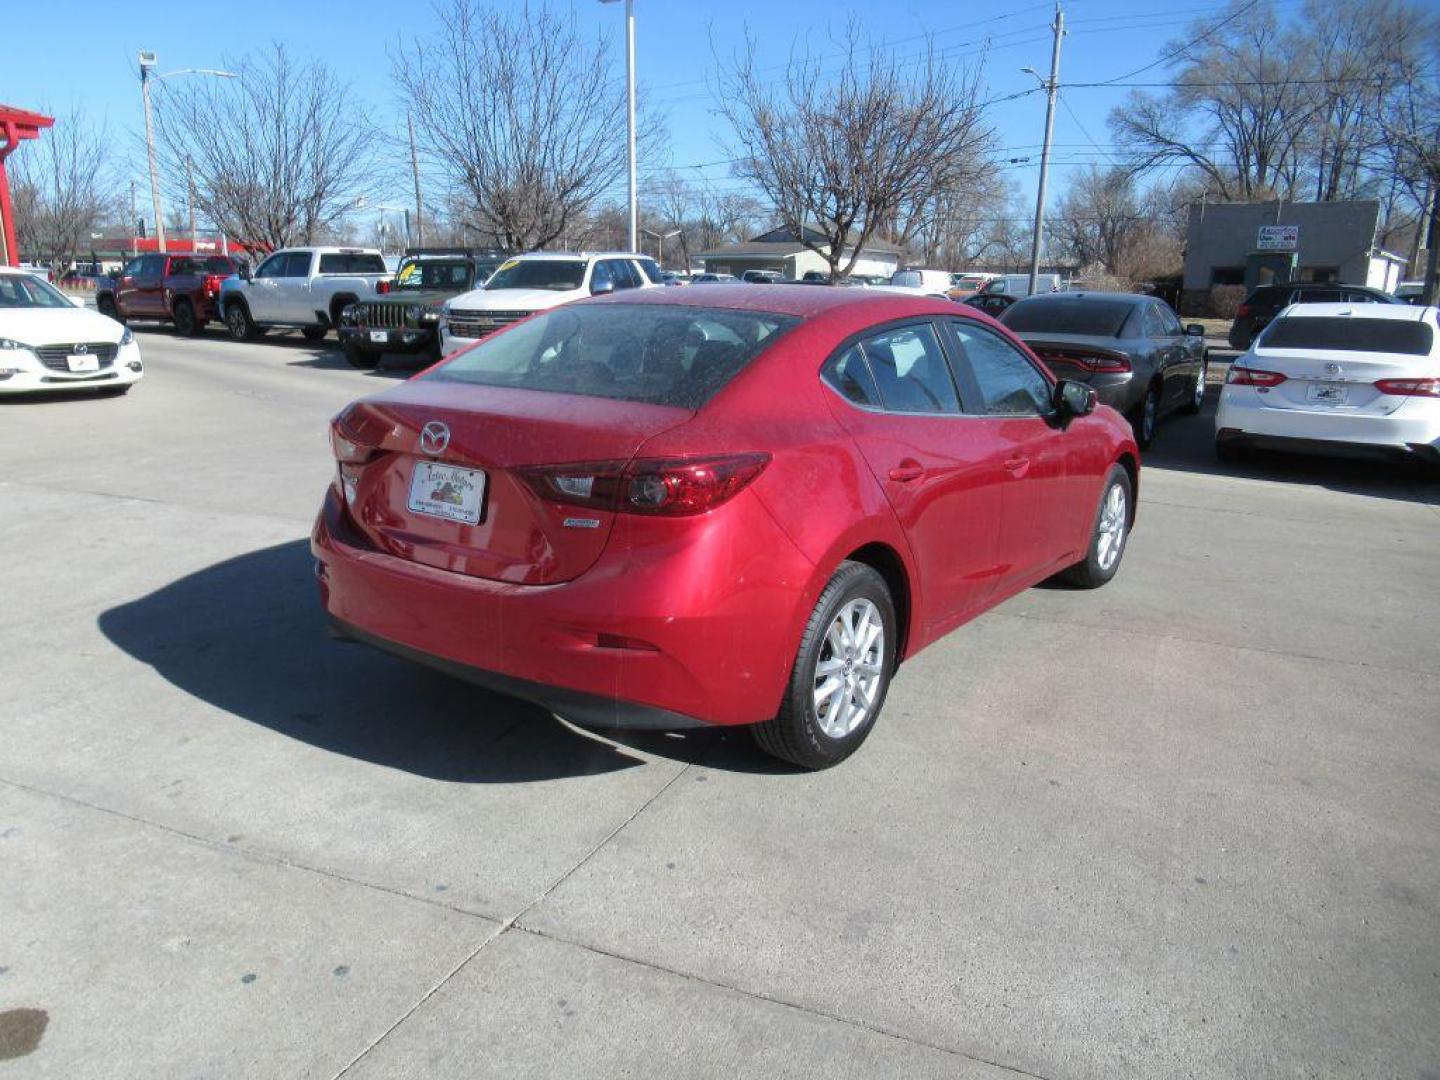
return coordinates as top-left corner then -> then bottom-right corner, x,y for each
821,345 -> 882,408
282,252 -> 313,277
950,321 -> 1053,416
858,324 -> 960,413
317,252 -> 385,274
1259,317 -> 1433,356
1001,297 -> 1134,337
429,303 -> 798,410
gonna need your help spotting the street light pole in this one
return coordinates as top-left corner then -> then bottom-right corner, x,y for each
139,52 -> 166,253
138,54 -> 238,257
1025,6 -> 1064,296
600,0 -> 638,253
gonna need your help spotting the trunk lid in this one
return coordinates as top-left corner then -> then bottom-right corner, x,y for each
1248,347 -> 1435,416
341,380 -> 691,583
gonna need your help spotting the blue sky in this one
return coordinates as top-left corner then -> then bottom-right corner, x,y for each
0,0 -> 1255,228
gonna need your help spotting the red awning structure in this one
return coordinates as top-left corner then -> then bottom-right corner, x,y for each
0,104 -> 55,267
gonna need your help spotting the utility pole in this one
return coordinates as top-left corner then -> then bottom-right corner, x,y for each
408,112 -> 424,248
1026,5 -> 1064,296
185,156 -> 197,251
129,180 -> 138,255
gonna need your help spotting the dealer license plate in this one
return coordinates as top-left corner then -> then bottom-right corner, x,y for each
408,461 -> 485,525
1306,382 -> 1348,405
369,330 -> 388,344
67,353 -> 100,373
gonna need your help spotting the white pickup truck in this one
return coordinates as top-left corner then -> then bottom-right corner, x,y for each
218,247 -> 389,341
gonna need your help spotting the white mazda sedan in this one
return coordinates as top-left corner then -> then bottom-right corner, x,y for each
0,268 -> 144,396
1215,302 -> 1439,469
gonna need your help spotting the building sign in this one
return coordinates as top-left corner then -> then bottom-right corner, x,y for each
1257,224 -> 1299,251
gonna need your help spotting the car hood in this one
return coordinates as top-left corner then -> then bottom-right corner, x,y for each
447,287 -> 583,311
2,307 -> 126,347
373,289 -> 458,306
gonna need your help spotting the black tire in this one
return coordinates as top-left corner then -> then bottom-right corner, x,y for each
172,298 -> 199,337
1215,438 -> 1247,466
1130,381 -> 1160,449
1180,353 -> 1208,415
752,561 -> 897,770
224,299 -> 258,341
1060,465 -> 1132,589
342,341 -> 380,370
97,295 -> 123,324
301,325 -> 328,342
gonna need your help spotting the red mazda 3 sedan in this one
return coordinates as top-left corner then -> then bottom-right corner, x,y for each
313,286 -> 1139,768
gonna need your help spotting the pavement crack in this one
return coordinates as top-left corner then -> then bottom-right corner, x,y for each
512,924 -> 1056,1080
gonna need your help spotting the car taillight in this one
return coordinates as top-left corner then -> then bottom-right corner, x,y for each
1235,304 -> 1253,318
1374,377 -> 1440,397
330,411 -> 378,464
1226,366 -> 1287,387
376,280 -> 392,294
518,454 -> 771,516
202,274 -> 222,298
1033,346 -> 1131,374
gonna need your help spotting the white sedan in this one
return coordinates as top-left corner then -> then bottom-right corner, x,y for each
1215,302 -> 1439,469
0,268 -> 144,396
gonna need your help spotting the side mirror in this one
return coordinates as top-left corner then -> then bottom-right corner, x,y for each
590,279 -> 614,296
1185,323 -> 1206,337
1054,379 -> 1098,420
238,263 -> 253,282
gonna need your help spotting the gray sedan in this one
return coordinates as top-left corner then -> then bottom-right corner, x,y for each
999,292 -> 1208,448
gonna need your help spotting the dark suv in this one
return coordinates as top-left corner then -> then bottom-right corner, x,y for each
1227,282 -> 1401,349
336,248 -> 507,368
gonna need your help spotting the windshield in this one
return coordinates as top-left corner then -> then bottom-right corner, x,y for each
485,259 -> 586,292
1259,316 -> 1433,356
1001,297 -> 1135,337
394,260 -> 473,291
429,303 -> 799,409
0,272 -> 73,309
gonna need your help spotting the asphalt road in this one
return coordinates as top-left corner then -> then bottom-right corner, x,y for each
2,326 -> 1438,1079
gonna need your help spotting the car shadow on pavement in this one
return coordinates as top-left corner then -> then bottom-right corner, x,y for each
1142,386 -> 1440,507
98,540 -> 785,781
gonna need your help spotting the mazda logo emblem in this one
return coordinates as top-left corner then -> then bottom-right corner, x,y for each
419,420 -> 450,456
74,343 -> 88,354
1325,362 -> 1342,374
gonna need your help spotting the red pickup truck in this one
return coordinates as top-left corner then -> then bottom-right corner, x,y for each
96,254 -> 238,336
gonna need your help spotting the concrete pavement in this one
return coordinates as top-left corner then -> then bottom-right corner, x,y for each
1,326 -> 1437,1078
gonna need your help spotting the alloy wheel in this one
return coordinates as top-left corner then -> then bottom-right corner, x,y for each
1096,481 -> 1127,571
813,598 -> 885,739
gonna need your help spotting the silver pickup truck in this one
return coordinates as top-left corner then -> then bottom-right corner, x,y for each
218,247 -> 389,341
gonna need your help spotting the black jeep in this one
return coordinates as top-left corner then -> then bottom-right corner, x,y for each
336,248 -> 509,369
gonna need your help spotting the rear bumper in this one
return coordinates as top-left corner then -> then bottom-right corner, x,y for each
310,485 -> 815,728
1215,386 -> 1440,460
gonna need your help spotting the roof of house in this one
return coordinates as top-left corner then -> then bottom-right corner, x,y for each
697,224 -> 904,261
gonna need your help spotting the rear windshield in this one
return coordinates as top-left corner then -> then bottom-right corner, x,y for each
1001,297 -> 1135,337
318,252 -> 386,274
1259,316 -> 1433,356
429,304 -> 799,410
486,259 -> 586,291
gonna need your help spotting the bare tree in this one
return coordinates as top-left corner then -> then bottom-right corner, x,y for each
1379,55 -> 1440,301
1110,0 -> 1316,201
1052,167 -> 1145,275
8,107 -> 116,271
150,44 -> 376,252
396,1 -> 654,252
650,171 -> 768,270
718,24 -> 996,282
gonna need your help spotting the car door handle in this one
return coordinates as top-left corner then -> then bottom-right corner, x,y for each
1004,456 -> 1031,477
888,461 -> 925,483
